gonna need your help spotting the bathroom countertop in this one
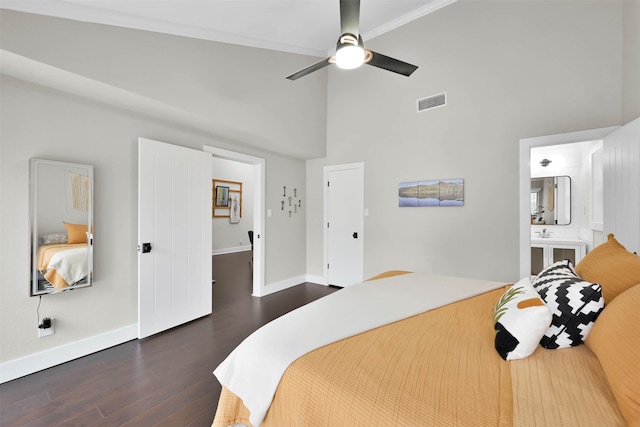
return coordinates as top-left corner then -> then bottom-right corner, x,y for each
530,237 -> 586,245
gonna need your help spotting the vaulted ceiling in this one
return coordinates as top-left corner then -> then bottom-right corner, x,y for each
1,0 -> 456,57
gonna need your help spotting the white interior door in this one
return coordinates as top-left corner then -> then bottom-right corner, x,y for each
138,138 -> 212,339
325,163 -> 364,287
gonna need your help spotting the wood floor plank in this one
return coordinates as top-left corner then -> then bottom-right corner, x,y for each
95,373 -> 206,425
119,380 -> 211,426
56,407 -> 105,426
0,390 -> 51,425
0,251 -> 339,426
97,355 -> 217,419
0,359 -> 109,407
20,369 -> 159,427
154,389 -> 218,427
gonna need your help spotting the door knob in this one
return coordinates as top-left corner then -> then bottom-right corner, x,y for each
141,242 -> 152,253
352,232 -> 358,239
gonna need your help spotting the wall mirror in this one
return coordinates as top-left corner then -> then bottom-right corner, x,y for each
530,175 -> 571,225
30,159 -> 93,295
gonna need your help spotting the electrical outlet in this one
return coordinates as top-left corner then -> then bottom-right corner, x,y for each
38,318 -> 55,338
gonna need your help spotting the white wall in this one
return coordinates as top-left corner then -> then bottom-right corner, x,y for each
211,158 -> 254,253
0,10 -> 327,160
307,0 -> 628,283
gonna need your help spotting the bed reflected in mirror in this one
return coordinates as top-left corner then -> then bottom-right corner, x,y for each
30,159 -> 93,296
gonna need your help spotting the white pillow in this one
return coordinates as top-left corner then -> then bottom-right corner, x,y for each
42,233 -> 68,245
493,277 -> 552,360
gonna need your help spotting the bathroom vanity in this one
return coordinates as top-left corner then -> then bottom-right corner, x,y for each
530,237 -> 587,276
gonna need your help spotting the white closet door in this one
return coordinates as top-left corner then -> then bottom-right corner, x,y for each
325,163 -> 364,287
138,138 -> 212,339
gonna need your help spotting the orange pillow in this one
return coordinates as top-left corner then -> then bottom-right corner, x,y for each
585,283 -> 640,425
575,234 -> 640,303
63,222 -> 88,244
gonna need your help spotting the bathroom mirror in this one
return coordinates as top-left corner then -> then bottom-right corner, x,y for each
30,159 -> 93,295
530,175 -> 571,225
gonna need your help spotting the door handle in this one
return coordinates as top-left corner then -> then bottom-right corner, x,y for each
140,242 -> 152,253
352,232 -> 358,239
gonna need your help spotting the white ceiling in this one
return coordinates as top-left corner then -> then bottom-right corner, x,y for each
1,0 -> 456,57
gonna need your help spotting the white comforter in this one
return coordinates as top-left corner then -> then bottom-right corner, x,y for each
48,246 -> 88,287
213,273 -> 506,426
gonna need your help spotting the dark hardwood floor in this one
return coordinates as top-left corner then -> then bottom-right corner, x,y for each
0,251 -> 338,426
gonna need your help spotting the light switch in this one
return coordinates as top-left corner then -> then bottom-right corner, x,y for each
267,209 -> 272,217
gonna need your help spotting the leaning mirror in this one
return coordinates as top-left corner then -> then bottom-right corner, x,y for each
530,175 -> 571,226
30,159 -> 93,295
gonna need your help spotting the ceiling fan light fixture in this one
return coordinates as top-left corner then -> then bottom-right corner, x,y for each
336,45 -> 365,69
335,33 -> 365,69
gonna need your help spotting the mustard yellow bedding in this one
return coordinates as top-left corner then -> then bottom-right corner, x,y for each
36,243 -> 86,288
213,288 -> 512,426
212,282 -> 625,426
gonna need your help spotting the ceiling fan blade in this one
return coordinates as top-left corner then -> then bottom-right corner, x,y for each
286,57 -> 332,80
340,0 -> 360,37
366,51 -> 418,77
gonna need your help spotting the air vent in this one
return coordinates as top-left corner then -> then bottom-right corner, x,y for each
417,92 -> 446,112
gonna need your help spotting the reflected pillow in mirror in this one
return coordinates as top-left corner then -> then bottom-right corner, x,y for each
63,222 -> 88,244
42,233 -> 68,245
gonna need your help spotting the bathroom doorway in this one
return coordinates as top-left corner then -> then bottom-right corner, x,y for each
518,126 -> 619,278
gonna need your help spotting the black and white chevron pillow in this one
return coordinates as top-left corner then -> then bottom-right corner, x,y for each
532,260 -> 604,349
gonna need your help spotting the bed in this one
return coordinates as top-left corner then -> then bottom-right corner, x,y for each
212,234 -> 640,427
36,243 -> 88,290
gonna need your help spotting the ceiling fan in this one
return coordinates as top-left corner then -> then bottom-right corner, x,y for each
286,0 -> 419,80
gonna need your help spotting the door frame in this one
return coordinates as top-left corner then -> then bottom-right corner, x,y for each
203,145 -> 266,296
323,162 -> 365,286
518,126 -> 619,278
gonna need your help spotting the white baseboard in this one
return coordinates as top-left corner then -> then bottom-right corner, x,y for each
253,275 -> 305,297
0,324 -> 137,384
252,274 -> 329,298
305,274 -> 327,285
212,245 -> 251,255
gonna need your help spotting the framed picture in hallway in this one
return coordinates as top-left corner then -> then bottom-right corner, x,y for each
215,185 -> 229,207
229,191 -> 241,223
213,179 -> 243,218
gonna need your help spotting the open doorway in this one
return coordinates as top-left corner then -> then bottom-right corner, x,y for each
518,126 -> 619,278
204,145 -> 265,296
